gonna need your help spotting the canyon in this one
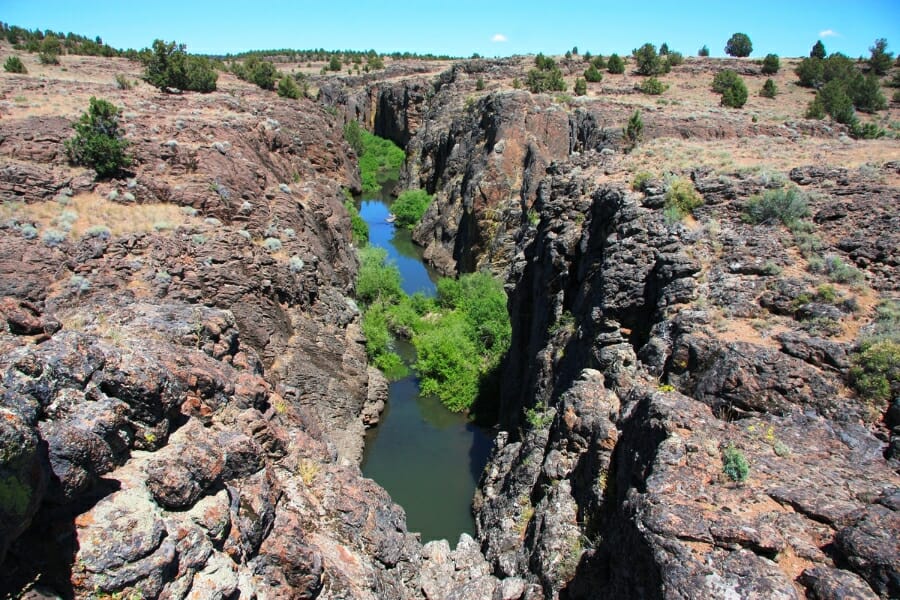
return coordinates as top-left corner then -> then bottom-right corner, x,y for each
1,44 -> 899,600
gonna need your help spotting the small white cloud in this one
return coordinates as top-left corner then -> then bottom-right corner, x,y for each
491,33 -> 507,43
819,29 -> 838,38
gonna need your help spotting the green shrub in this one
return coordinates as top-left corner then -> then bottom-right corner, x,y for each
806,96 -> 826,119
722,444 -> 750,482
328,55 -> 342,71
358,131 -> 405,194
712,69 -> 742,93
344,199 -> 368,244
631,171 -> 653,191
475,77 -> 485,91
760,78 -> 778,98
4,55 -> 26,73
795,57 -> 825,88
144,40 -> 217,92
584,64 -> 603,82
590,55 -> 607,69
850,340 -> 899,408
623,109 -> 643,150
717,72 -> 748,108
743,186 -> 809,226
698,45 -> 710,57
607,53 -> 625,74
415,311 -> 481,411
761,53 -> 780,74
392,189 -> 432,229
356,246 -> 402,305
823,255 -> 864,284
574,77 -> 587,96
65,97 -> 131,179
343,120 -> 364,155
277,75 -> 301,99
725,33 -> 753,57
663,176 -> 703,220
526,55 -> 567,93
851,75 -> 887,114
39,51 -> 60,65
115,74 -> 133,90
639,76 -> 668,95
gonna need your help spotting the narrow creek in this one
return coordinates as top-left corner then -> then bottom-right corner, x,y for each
358,194 -> 493,544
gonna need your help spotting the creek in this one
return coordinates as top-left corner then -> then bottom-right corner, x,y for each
358,196 -> 493,544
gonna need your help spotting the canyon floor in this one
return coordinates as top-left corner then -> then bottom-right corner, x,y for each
1,42 -> 898,599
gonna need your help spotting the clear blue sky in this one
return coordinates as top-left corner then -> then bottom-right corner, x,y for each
3,0 -> 898,58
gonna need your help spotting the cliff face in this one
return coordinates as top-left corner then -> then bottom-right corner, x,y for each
0,53 -> 427,599
325,54 -> 899,599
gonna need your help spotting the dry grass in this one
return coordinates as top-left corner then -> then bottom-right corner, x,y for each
1,193 -> 203,239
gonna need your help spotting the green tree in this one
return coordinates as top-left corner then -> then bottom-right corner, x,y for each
665,51 -> 684,68
277,75 -> 301,98
810,40 -> 826,59
659,42 -> 669,55
795,57 -> 825,88
760,78 -> 778,98
720,76 -> 748,108
868,38 -> 893,75
852,74 -> 887,113
805,96 -> 826,119
818,79 -> 856,124
607,53 -> 625,74
343,119 -> 364,155
475,76 -> 485,90
634,42 -> 666,75
4,55 -> 26,73
761,53 -> 780,75
623,109 -> 643,150
356,246 -> 402,305
574,77 -> 587,96
526,56 -> 566,93
712,69 -> 742,93
725,33 -> 753,57
144,40 -> 217,92
65,97 -> 131,179
698,45 -> 710,57
328,55 -> 342,71
590,54 -> 606,69
584,64 -> 603,82
392,189 -> 432,229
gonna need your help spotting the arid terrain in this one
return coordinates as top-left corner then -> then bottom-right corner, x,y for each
1,37 -> 899,599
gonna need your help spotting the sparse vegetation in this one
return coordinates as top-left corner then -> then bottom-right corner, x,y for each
277,74 -> 301,99
743,186 -> 810,227
638,76 -> 668,95
526,53 -> 566,93
623,110 -> 644,151
65,97 -> 131,179
761,53 -> 780,75
760,78 -> 778,98
712,70 -> 748,108
574,77 -> 587,96
663,176 -> 703,222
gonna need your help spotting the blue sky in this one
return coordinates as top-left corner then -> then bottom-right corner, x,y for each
3,0 -> 898,58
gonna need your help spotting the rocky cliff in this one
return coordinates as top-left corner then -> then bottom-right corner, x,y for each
327,54 -> 900,599
0,50 -> 432,599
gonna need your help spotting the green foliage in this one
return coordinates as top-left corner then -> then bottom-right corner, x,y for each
344,199 -> 369,244
761,53 -> 780,75
328,55 -> 342,71
231,55 -> 278,90
722,445 -> 750,482
361,303 -> 408,380
721,79 -> 748,108
526,54 -> 566,93
743,186 -> 810,226
698,45 -> 710,57
810,40 -> 826,59
623,109 -> 643,150
356,246 -> 402,305
795,57 -> 825,88
475,76 -> 485,91
850,340 -> 899,408
818,79 -> 856,124
65,97 -> 131,179
512,77 -> 521,89
590,54 -> 606,69
868,38 -> 893,76
712,69 -> 742,93
343,120 -> 364,155
851,75 -> 887,113
115,74 -> 133,90
631,171 -> 653,191
725,33 -> 753,57
4,55 -> 26,73
638,76 -> 668,95
392,189 -> 432,229
574,77 -> 587,96
416,272 -> 511,411
663,176 -> 703,221
277,75 -> 301,99
822,255 -> 864,284
39,50 -> 59,65
760,78 -> 778,98
713,70 -> 748,108
633,42 -> 668,76
607,53 -> 625,74
666,51 -> 684,68
806,96 -> 826,119
584,64 -> 603,82
358,130 -> 405,194
144,40 -> 217,92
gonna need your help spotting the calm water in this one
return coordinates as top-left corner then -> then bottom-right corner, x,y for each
359,196 -> 493,544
